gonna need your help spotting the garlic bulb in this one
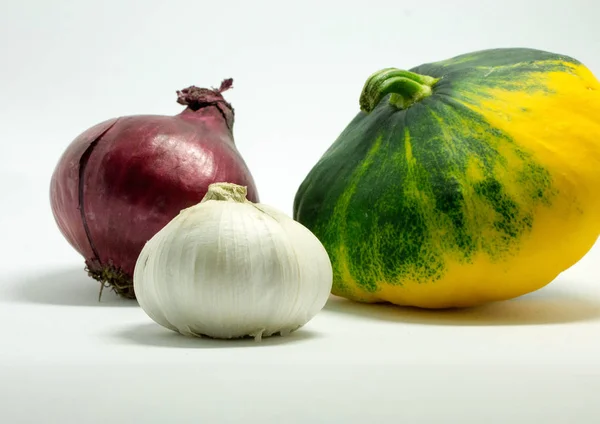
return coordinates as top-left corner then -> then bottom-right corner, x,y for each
133,182 -> 333,340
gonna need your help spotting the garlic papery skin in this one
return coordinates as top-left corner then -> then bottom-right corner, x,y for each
133,182 -> 333,341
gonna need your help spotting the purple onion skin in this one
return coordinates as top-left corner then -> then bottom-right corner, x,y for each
49,79 -> 259,299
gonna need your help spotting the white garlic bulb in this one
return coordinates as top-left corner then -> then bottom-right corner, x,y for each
133,182 -> 333,341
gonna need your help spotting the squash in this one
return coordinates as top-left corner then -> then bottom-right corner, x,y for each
293,48 -> 600,309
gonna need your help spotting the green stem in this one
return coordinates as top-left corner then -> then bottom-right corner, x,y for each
359,68 -> 439,113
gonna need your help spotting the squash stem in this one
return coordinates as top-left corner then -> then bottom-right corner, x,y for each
359,68 -> 439,112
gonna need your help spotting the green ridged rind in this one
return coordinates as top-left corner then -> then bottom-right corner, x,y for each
293,48 -> 565,298
411,47 -> 580,76
414,47 -> 581,102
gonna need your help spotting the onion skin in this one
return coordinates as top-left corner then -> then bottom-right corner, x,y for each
50,80 -> 259,299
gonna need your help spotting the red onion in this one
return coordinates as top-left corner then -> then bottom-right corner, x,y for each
50,79 -> 259,299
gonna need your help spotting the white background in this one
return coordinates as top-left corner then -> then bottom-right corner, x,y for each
1,0 -> 600,422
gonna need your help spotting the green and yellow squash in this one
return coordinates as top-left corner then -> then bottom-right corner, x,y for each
293,47 -> 600,309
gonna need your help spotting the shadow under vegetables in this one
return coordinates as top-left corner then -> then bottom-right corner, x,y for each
9,267 -> 137,307
113,322 -> 322,349
324,284 -> 600,326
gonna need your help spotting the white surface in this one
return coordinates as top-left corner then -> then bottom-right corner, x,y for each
1,0 -> 600,422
